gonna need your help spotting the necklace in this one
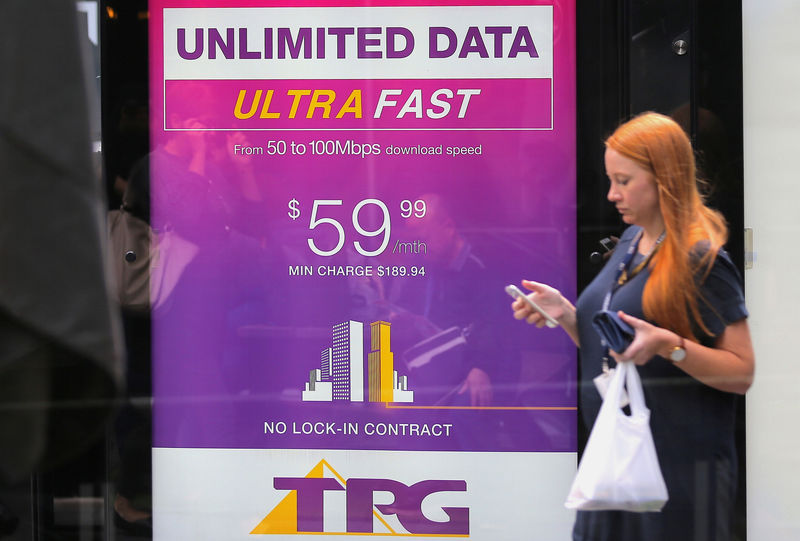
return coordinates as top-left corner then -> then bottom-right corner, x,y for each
617,230 -> 666,286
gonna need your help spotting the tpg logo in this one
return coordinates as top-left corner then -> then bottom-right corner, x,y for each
251,460 -> 469,536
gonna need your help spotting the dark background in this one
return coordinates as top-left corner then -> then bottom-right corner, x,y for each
576,1 -> 745,538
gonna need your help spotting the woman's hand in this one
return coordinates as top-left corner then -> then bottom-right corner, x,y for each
457,367 -> 493,407
510,280 -> 580,346
511,280 -> 566,326
609,311 -> 674,365
611,311 -> 755,393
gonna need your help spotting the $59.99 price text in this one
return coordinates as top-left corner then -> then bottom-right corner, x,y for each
287,198 -> 427,258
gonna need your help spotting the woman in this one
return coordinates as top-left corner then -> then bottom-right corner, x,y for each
511,112 -> 754,540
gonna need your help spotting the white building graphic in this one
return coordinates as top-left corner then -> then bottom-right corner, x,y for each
303,321 -> 364,402
301,349 -> 333,402
393,372 -> 414,403
301,320 -> 413,403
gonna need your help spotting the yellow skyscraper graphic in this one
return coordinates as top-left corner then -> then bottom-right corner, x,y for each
368,321 -> 413,403
368,321 -> 393,402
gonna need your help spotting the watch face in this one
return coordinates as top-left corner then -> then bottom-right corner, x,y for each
670,347 -> 687,362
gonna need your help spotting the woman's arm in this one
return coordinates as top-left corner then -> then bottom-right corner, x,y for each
611,312 -> 755,394
511,280 -> 581,347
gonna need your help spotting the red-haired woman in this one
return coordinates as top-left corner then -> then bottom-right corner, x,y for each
511,112 -> 754,540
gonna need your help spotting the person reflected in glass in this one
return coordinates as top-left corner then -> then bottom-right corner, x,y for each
355,192 -> 504,408
511,112 -> 754,540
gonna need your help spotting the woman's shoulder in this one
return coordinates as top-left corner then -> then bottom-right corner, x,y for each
690,243 -> 748,338
689,241 -> 739,282
689,238 -> 714,259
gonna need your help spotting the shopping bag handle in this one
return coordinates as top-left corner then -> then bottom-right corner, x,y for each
600,362 -> 648,417
622,362 -> 648,416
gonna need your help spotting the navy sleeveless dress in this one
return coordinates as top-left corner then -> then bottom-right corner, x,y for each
572,226 -> 748,541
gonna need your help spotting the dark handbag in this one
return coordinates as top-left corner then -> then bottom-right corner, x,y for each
591,310 -> 635,353
107,209 -> 197,312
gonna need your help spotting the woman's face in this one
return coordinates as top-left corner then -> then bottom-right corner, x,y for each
604,148 -> 661,230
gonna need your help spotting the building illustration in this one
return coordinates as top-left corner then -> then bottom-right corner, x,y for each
368,321 -> 413,403
301,349 -> 333,402
332,320 -> 364,401
301,320 -> 413,403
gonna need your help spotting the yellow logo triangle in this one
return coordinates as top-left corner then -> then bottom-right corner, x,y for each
250,460 -> 342,535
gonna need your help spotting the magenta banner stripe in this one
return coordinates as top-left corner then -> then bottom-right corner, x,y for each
164,78 -> 552,130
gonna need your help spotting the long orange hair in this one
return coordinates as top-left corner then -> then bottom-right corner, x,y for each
605,112 -> 728,339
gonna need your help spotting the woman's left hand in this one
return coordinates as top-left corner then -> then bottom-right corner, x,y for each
609,311 -> 673,366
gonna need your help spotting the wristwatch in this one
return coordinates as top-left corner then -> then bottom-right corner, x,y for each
669,336 -> 687,363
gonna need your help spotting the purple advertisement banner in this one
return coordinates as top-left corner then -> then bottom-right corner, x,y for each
150,0 -> 576,454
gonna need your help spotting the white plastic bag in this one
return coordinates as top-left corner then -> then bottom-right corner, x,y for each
565,361 -> 668,512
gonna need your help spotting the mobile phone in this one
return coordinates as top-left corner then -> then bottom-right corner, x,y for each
599,237 -> 618,253
505,284 -> 559,328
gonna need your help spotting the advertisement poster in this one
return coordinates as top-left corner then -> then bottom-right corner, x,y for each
149,1 -> 576,538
